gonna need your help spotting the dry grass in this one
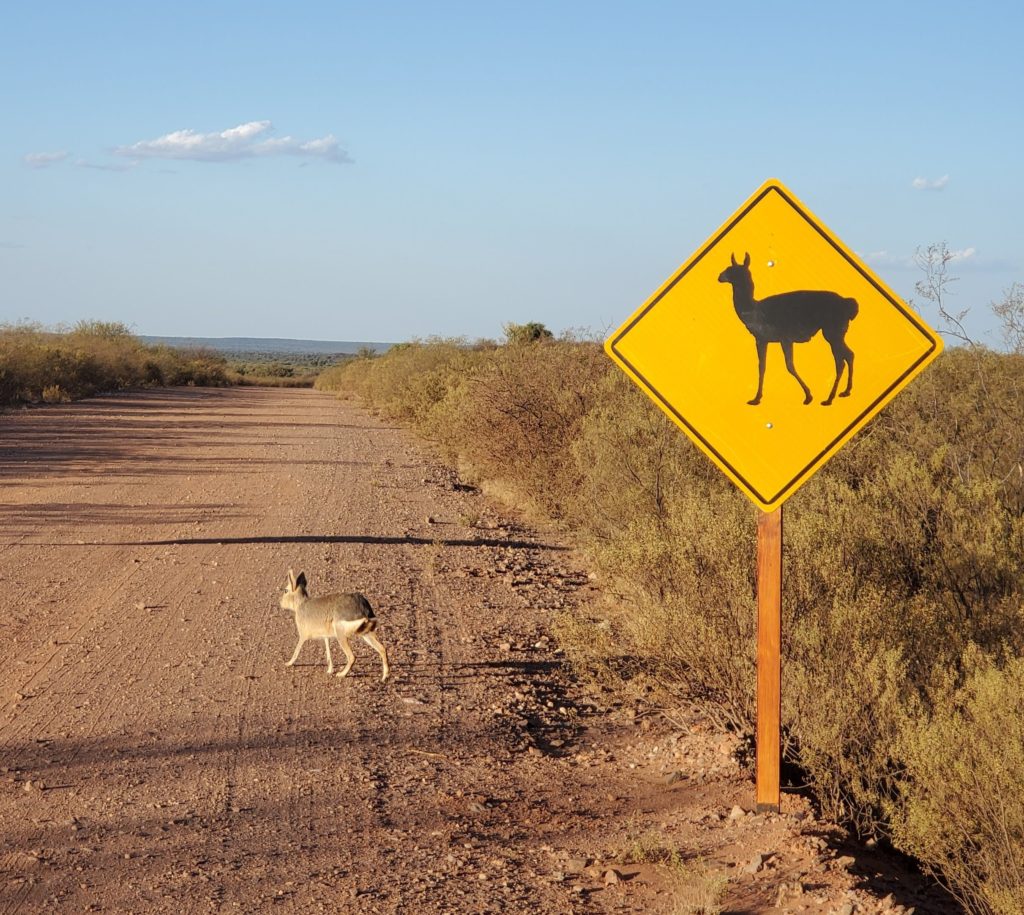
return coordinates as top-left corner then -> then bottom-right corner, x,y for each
670,859 -> 729,915
617,826 -> 727,915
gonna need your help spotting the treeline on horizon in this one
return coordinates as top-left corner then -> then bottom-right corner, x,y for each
316,323 -> 1024,915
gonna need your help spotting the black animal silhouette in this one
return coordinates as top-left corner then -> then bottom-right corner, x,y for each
717,253 -> 858,406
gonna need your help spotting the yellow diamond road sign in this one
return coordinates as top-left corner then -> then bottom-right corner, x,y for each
606,179 -> 943,511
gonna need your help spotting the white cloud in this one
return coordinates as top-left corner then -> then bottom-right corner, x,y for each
114,120 -> 352,164
23,150 -> 69,168
75,158 -> 138,172
863,246 -> 988,272
948,246 -> 976,263
862,250 -> 916,269
911,174 -> 950,191
221,121 -> 271,142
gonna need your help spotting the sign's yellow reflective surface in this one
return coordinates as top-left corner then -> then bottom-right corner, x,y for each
606,179 -> 943,511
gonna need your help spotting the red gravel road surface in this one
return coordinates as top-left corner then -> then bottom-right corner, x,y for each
0,388 -> 961,914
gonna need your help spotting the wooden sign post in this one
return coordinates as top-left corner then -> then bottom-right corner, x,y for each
604,179 -> 943,811
756,507 -> 782,812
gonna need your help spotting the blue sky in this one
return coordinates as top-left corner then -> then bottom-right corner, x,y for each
3,1 -> 1022,345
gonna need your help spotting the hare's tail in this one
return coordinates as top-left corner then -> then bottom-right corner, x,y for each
356,616 -> 377,635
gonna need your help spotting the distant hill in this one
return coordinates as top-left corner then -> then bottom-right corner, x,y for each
140,336 -> 392,356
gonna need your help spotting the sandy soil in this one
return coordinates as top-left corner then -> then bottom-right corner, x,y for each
0,388 -> 961,914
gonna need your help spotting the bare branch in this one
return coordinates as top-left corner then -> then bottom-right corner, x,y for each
913,242 -> 974,347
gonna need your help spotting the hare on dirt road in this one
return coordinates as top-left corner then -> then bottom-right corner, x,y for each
280,569 -> 390,682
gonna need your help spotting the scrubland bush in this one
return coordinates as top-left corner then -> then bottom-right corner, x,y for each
317,338 -> 483,427
569,368 -> 757,727
435,337 -> 608,516
892,651 -> 1024,915
503,321 -> 554,345
0,321 -> 228,405
318,334 -> 608,516
329,336 -> 1024,913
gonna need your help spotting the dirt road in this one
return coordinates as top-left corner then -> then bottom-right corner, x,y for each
0,388 -> 957,914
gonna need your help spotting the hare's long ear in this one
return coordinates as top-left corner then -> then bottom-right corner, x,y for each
286,568 -> 297,590
742,252 -> 751,267
295,572 -> 308,591
731,252 -> 738,266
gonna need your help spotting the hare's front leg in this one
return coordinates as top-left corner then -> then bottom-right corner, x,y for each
286,637 -> 305,667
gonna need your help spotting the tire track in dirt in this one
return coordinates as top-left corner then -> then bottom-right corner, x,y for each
2,558 -> 188,754
0,392 -> 293,912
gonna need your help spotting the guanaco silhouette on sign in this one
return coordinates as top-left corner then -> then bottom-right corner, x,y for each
718,253 -> 858,406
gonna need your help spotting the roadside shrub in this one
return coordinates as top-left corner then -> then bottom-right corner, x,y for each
780,452 -> 1024,831
316,338 -> 481,428
436,337 -> 608,516
317,335 -> 608,518
503,321 -> 554,345
891,650 -> 1024,915
567,369 -> 756,726
0,323 -> 228,405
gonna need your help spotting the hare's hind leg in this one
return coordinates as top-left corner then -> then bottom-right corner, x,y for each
362,632 -> 391,682
334,627 -> 356,679
286,637 -> 306,667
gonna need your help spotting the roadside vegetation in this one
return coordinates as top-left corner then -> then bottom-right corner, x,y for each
0,321 -> 228,406
0,321 -> 363,402
318,309 -> 1024,914
227,350 -> 354,387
